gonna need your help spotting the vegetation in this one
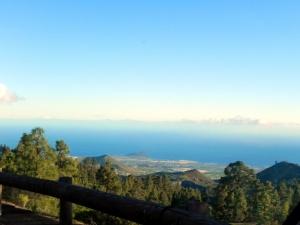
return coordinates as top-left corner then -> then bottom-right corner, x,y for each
0,127 -> 299,225
257,161 -> 300,184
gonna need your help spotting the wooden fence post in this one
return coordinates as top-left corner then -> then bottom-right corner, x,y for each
59,177 -> 72,225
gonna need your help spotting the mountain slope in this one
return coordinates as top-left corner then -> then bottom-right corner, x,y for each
257,161 -> 300,184
84,155 -> 141,175
143,169 -> 216,189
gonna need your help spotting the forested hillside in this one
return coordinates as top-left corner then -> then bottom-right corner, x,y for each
257,161 -> 300,184
83,155 -> 141,175
0,128 -> 299,225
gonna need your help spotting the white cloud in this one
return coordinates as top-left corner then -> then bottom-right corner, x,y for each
0,83 -> 20,103
179,116 -> 261,126
219,116 -> 261,125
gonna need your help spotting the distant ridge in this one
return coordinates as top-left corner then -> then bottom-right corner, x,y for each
257,161 -> 300,184
143,169 -> 215,189
83,155 -> 215,190
126,152 -> 149,159
84,155 -> 141,175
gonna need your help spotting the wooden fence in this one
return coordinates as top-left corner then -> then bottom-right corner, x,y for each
0,172 -> 226,225
0,172 -> 297,225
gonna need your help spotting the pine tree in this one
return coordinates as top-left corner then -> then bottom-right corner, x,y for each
214,161 -> 256,223
0,145 -> 16,172
159,191 -> 169,205
77,158 -> 99,188
172,188 -> 202,207
233,187 -> 248,222
253,181 -> 280,225
291,181 -> 300,210
277,182 -> 293,222
96,160 -> 122,194
55,140 -> 78,177
13,128 -> 57,179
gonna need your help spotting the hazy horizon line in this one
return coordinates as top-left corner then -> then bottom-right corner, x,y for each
1,116 -> 300,128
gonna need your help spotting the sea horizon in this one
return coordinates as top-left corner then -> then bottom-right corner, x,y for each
1,119 -> 300,167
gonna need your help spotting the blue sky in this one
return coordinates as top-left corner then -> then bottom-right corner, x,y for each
0,1 -> 300,123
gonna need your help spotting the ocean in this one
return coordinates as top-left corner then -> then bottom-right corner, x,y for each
1,119 -> 300,167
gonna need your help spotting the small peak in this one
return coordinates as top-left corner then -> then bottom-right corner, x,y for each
184,169 -> 202,175
273,161 -> 297,167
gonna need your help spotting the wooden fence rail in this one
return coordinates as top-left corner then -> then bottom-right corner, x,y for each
0,172 -> 225,225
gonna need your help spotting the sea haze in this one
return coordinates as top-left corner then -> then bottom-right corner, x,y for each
1,119 -> 300,167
